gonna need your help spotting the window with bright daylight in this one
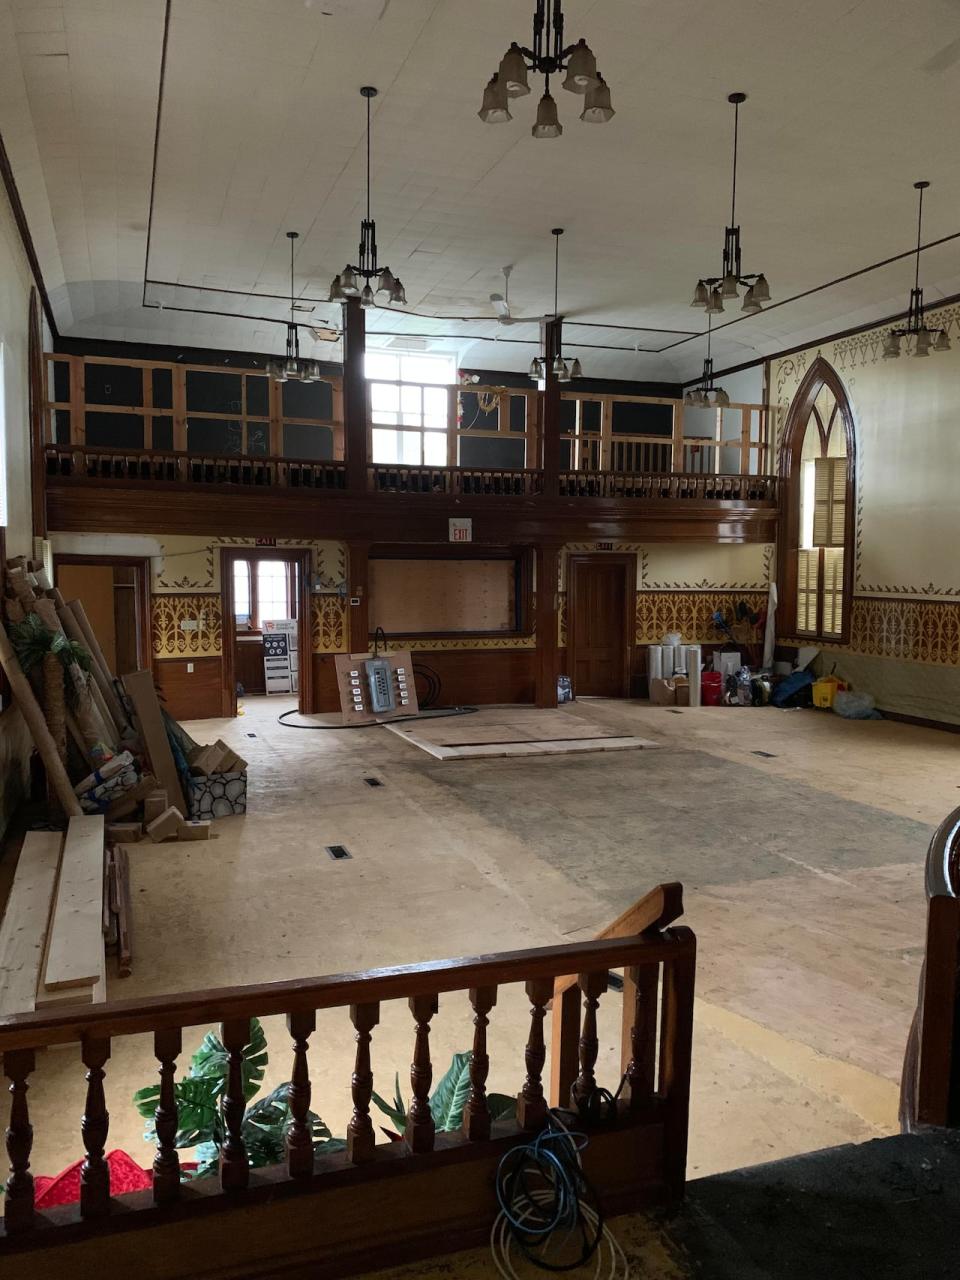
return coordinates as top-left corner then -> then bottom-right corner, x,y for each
795,384 -> 848,641
233,559 -> 296,631
365,352 -> 456,466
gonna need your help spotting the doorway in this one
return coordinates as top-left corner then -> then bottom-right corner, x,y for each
220,548 -> 313,717
567,554 -> 636,697
53,555 -> 152,678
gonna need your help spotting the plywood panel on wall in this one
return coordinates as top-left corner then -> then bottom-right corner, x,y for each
369,559 -> 515,635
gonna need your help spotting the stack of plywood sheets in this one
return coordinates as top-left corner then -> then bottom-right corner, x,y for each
385,708 -> 659,761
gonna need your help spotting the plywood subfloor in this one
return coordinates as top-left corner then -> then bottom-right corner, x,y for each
385,706 -> 658,759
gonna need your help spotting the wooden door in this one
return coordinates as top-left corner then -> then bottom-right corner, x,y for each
568,555 -> 634,697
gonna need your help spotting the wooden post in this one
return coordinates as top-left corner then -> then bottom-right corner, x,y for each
347,543 -> 369,652
152,1027 -> 182,1204
540,315 -> 562,497
286,1010 -> 316,1179
3,1049 -> 36,1234
571,971 -> 608,1108
671,401 -> 685,473
406,994 -> 438,1154
658,935 -> 696,1199
347,1002 -> 380,1164
462,985 -> 497,1141
549,982 -> 581,1108
342,297 -> 368,493
622,964 -> 659,1109
517,978 -> 551,1131
219,1018 -> 251,1192
535,542 -> 561,708
80,1036 -> 111,1219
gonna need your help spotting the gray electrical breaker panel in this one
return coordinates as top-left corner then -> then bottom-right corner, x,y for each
334,651 -> 420,724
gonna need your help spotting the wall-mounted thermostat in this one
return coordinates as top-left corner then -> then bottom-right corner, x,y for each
334,650 -> 419,724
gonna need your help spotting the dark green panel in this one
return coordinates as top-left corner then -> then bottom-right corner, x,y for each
85,412 -> 144,448
85,363 -> 143,407
459,391 -> 498,430
186,370 -> 243,414
611,401 -> 673,437
152,367 -> 173,410
246,375 -> 270,417
52,361 -> 70,402
581,400 -> 601,431
283,422 -> 333,460
509,394 -> 527,432
186,418 -> 243,454
54,409 -> 71,443
152,417 -> 173,450
247,423 -> 269,455
459,436 -> 526,468
282,379 -> 333,420
559,399 -> 576,432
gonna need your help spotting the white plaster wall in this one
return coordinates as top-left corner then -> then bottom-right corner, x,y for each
0,169 -> 35,556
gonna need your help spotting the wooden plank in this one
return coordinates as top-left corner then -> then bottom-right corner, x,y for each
116,847 -> 133,978
42,815 -> 105,991
122,669 -> 187,811
0,833 -> 63,1016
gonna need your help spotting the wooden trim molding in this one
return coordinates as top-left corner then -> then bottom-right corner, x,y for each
0,131 -> 58,336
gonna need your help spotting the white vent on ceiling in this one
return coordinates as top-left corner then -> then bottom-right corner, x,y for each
387,336 -> 430,351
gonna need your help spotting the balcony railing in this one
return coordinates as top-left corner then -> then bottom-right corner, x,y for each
45,445 -> 778,505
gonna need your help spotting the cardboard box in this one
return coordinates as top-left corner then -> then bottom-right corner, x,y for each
649,677 -> 677,706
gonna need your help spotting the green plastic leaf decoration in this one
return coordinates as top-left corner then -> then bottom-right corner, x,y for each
371,1071 -> 408,1134
189,1018 -> 268,1102
429,1051 -> 473,1131
487,1093 -> 518,1124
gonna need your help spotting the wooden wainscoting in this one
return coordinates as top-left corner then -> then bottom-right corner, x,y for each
311,649 -> 537,714
154,657 -> 227,721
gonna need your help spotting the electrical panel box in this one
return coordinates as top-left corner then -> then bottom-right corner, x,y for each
334,650 -> 419,724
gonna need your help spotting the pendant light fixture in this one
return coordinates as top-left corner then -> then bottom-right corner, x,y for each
328,87 -> 406,308
683,315 -> 729,408
882,181 -> 951,359
479,0 -> 613,137
690,93 -> 770,316
529,228 -> 584,381
267,231 -> 323,383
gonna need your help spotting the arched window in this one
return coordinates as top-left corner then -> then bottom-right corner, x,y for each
777,358 -> 856,643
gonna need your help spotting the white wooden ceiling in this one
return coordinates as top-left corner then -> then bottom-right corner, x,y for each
2,0 -> 960,380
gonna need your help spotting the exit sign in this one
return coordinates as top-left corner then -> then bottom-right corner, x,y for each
255,537 -> 277,547
595,541 -> 614,551
449,518 -> 472,543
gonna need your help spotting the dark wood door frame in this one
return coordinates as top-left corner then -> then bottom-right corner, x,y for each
52,553 -> 153,674
567,553 -> 636,698
220,547 -> 313,718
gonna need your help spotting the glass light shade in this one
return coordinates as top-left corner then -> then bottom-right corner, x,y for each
360,284 -> 375,309
306,361 -> 323,382
683,388 -> 697,406
499,43 -> 530,97
562,39 -> 599,93
741,286 -> 761,315
266,360 -> 283,382
528,356 -> 543,379
914,327 -> 932,357
752,273 -> 771,302
328,275 -> 346,302
580,75 -> 614,123
389,278 -> 407,305
705,288 -> 725,315
721,272 -> 739,298
377,268 -> 395,294
532,92 -> 562,139
690,279 -> 709,307
713,387 -> 730,407
934,328 -> 951,352
339,266 -> 359,295
557,361 -> 572,383
688,388 -> 708,407
569,357 -> 583,378
552,354 -> 567,375
478,74 -> 512,123
283,358 -> 299,379
881,332 -> 901,359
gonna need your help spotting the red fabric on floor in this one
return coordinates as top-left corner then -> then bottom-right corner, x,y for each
34,1150 -> 152,1206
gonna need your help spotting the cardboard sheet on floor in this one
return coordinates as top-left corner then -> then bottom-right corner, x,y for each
384,708 -> 658,761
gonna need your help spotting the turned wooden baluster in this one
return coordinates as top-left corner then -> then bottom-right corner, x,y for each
80,1037 -> 111,1218
517,978 -> 552,1131
570,971 -> 608,1110
406,994 -> 438,1154
462,985 -> 497,1141
623,964 -> 659,1112
347,1002 -> 380,1164
286,1010 -> 316,1179
4,1049 -> 36,1234
219,1018 -> 250,1191
153,1028 -> 182,1204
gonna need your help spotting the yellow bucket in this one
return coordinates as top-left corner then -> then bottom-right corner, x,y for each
812,675 -> 845,708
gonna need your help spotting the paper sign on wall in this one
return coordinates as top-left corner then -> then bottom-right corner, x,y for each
449,518 -> 472,543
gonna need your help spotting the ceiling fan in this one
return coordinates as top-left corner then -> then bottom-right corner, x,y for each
489,264 -> 515,324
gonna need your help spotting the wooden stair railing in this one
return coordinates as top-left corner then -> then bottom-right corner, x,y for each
900,807 -> 960,1132
0,900 -> 695,1280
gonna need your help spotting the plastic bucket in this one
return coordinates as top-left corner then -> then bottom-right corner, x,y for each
701,671 -> 723,707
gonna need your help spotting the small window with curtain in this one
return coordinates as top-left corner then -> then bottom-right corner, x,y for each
233,558 -> 297,632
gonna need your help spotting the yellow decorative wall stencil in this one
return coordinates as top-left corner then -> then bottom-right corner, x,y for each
312,596 -> 348,654
635,591 -> 768,645
152,594 -> 223,658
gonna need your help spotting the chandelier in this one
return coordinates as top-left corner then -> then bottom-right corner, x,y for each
690,93 -> 770,316
529,228 -> 583,382
328,87 -> 406,308
267,232 -> 324,383
478,0 -> 614,137
683,316 -> 729,408
883,181 -> 950,359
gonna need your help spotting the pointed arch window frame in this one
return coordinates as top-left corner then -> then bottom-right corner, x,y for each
776,357 -> 857,645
